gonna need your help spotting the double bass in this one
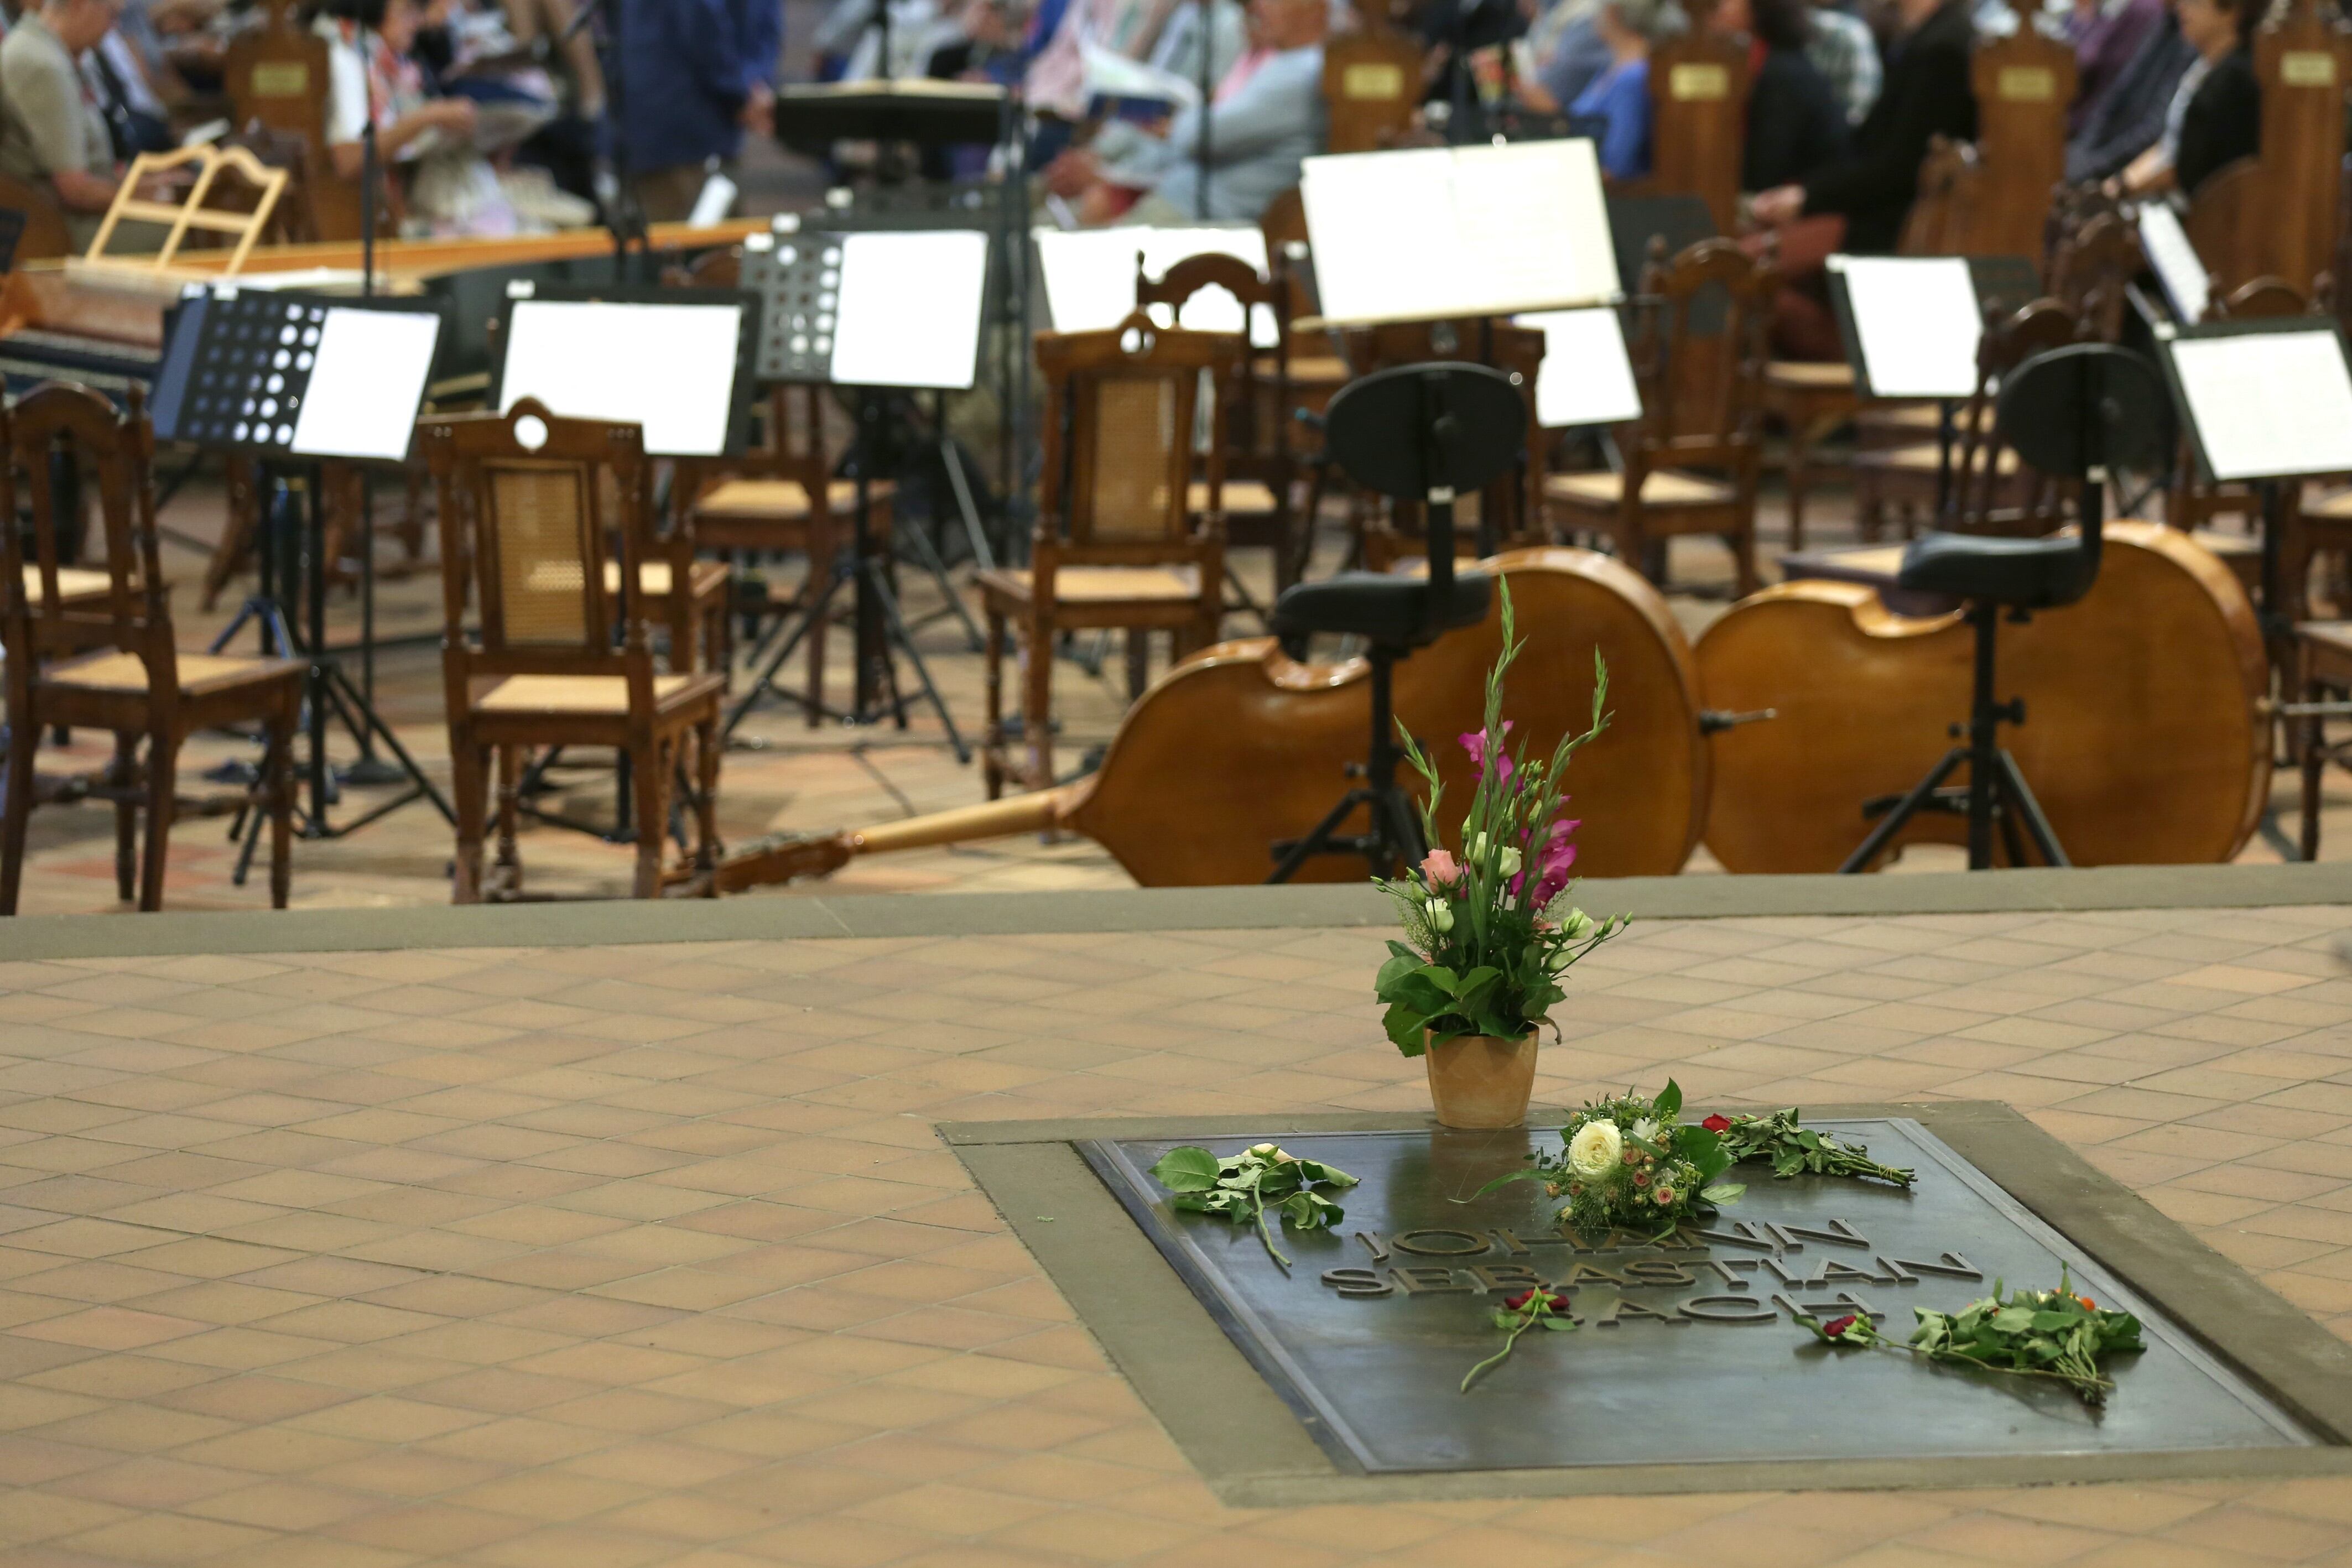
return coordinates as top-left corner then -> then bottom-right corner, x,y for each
717,548 -> 1715,889
1695,523 -> 2270,872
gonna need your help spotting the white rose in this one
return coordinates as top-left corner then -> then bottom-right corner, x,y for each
1498,847 -> 1523,878
1568,1120 -> 1623,1179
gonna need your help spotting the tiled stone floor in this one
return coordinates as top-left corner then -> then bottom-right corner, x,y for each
6,903 -> 2352,1564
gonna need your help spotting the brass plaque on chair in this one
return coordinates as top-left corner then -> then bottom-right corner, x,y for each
1668,62 -> 1730,101
249,61 -> 309,97
2282,50 -> 2339,87
1342,62 -> 1406,100
1996,66 -> 2057,101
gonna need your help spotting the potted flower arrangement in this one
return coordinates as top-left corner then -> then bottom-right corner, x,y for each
1373,585 -> 1625,1128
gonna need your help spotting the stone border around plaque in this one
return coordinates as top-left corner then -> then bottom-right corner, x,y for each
944,1101 -> 2352,1506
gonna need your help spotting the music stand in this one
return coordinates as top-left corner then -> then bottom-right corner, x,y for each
149,286 -> 453,851
721,226 -> 990,759
2156,316 -> 2352,644
1264,363 -> 1518,881
491,284 -> 759,459
2136,201 -> 2211,324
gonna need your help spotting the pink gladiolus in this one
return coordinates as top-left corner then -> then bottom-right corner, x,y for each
1460,722 -> 1513,776
1420,849 -> 1463,890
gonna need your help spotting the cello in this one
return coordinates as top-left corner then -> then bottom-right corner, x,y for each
716,548 -> 1715,889
1695,523 -> 2270,872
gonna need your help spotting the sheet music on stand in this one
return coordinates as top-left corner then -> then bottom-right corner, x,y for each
2136,201 -> 2211,324
2158,317 -> 2352,482
1301,139 -> 1620,324
1825,255 -> 1983,399
151,285 -> 444,461
742,226 -> 991,391
491,285 -> 758,457
1033,225 -> 1277,346
1513,307 -> 1640,429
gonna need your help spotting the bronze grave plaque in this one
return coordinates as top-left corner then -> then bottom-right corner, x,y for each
1081,1120 -> 2319,1475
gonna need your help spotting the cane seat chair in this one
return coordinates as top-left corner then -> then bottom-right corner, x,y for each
420,400 -> 724,902
2,384 -> 300,914
977,316 -> 1237,795
1546,237 -> 1775,593
1135,249 -> 1301,602
1849,298 -> 2080,540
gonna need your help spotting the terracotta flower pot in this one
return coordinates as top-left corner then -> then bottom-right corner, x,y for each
1424,1028 -> 1538,1129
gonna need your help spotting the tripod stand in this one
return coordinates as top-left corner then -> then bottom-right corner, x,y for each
1265,362 -> 1522,881
1839,342 -> 2170,873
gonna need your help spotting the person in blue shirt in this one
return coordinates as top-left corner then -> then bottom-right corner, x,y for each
611,0 -> 782,221
1568,0 -> 1680,180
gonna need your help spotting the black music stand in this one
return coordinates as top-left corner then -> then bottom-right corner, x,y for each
1264,363 -> 1518,881
1839,344 -> 2171,873
149,287 -> 454,853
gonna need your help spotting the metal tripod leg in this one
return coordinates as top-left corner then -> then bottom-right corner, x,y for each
723,564 -> 849,739
1994,747 -> 2071,867
937,424 -> 996,572
865,556 -> 970,763
1267,786 -> 1371,883
1838,747 -> 1968,873
893,495 -> 984,652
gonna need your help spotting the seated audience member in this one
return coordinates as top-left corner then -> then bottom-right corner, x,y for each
1715,0 -> 1845,191
1805,0 -> 1878,123
0,0 -> 132,245
1564,0 -> 1678,180
2069,0 -> 2162,133
2065,2 -> 2192,182
1520,0 -> 1614,115
1748,0 -> 1974,252
2112,0 -> 2254,198
1045,0 -> 1325,224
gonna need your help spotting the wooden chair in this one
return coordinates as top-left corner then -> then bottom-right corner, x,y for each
2186,158 -> 2267,298
2255,0 -> 2352,304
977,317 -> 1236,796
1135,249 -> 1301,602
2,385 -> 299,914
1969,0 -> 2075,269
225,0 -> 372,243
419,399 -> 725,902
1321,27 -> 1423,154
1647,0 -> 1749,233
1547,238 -> 1773,593
2298,621 -> 2352,857
1766,137 -> 1986,550
2048,208 -> 2141,342
1849,298 -> 2080,540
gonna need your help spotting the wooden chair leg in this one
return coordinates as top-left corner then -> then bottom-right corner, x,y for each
267,701 -> 293,910
1786,432 -> 1810,554
631,737 -> 669,899
805,538 -> 834,728
1125,628 -> 1149,702
1023,613 -> 1054,794
1730,522 -> 1760,599
450,739 -> 488,905
111,731 -> 137,903
982,606 -> 1007,799
138,728 -> 177,913
1,712 -> 34,916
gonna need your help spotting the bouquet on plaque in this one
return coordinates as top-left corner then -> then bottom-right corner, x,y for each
1470,1078 -> 1746,1231
1370,581 -> 1626,1056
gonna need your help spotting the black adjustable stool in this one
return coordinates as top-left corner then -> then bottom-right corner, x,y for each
1841,343 -> 2172,872
1265,362 -> 1522,882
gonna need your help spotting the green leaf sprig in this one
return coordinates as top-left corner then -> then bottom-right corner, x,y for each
1148,1143 -> 1359,1270
1460,1285 -> 1575,1393
1462,1079 -> 1745,1231
1803,1269 -> 2143,1406
1715,1108 -> 1916,1187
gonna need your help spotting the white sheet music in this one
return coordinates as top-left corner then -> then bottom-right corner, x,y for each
1833,256 -> 1982,399
292,306 -> 440,461
1514,307 -> 1641,428
500,299 -> 745,456
829,229 -> 991,390
2172,327 -> 2352,481
1302,139 -> 1618,325
1035,226 -> 1276,346
2137,202 -> 2210,325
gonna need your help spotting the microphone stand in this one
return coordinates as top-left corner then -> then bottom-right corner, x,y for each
564,0 -> 649,278
1194,0 -> 1212,219
343,12 -> 402,786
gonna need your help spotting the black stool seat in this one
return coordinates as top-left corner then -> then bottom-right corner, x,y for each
1895,532 -> 2091,610
1271,571 -> 1494,649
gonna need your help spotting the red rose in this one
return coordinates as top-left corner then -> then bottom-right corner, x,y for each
1822,1314 -> 1856,1338
1702,1114 -> 1731,1133
1503,1289 -> 1535,1311
1546,1292 -> 1572,1312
